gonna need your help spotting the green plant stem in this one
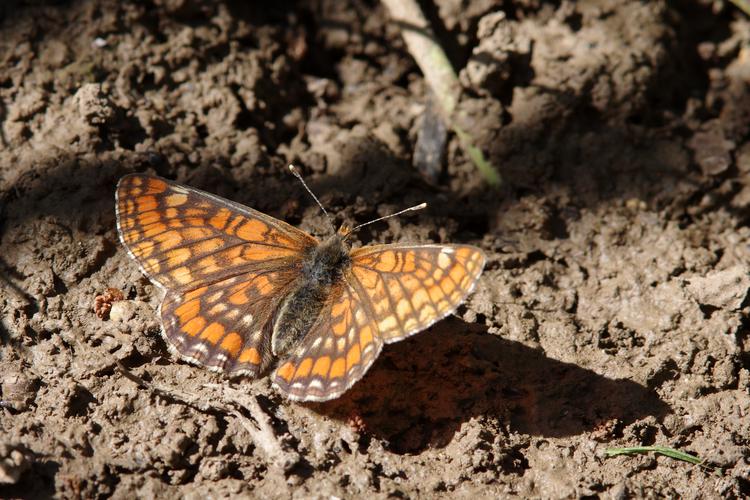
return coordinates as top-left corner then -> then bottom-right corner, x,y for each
605,446 -> 702,465
728,0 -> 750,17
381,0 -> 501,187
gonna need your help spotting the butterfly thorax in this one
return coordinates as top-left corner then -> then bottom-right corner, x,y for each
271,234 -> 350,357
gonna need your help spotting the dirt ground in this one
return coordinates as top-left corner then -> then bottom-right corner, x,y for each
1,0 -> 749,498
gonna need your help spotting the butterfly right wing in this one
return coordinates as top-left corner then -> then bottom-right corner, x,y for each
271,244 -> 486,401
160,270 -> 301,376
271,278 -> 384,401
348,244 -> 486,343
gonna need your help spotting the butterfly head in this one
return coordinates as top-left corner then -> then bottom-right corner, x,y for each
337,223 -> 353,239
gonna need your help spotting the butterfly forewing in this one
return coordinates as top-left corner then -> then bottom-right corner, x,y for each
349,244 -> 486,343
116,174 -> 317,290
272,280 -> 384,401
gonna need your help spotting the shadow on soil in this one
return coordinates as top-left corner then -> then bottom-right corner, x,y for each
309,317 -> 670,454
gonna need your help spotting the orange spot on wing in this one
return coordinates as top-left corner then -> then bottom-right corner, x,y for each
209,208 -> 231,230
378,315 -> 398,332
412,288 -> 430,309
220,332 -> 243,357
240,245 -> 295,261
143,222 -> 168,238
277,361 -> 295,382
192,237 -> 224,254
449,266 -> 466,288
138,211 -> 161,226
332,319 -> 347,336
133,241 -> 155,258
254,274 -> 272,294
145,178 -> 167,194
228,288 -> 249,305
329,358 -> 346,378
401,251 -> 417,272
122,199 -> 135,214
186,217 -> 205,227
440,278 -> 456,295
352,267 -> 378,289
331,299 -> 349,318
175,299 -> 200,324
183,316 -> 206,336
172,266 -> 194,285
136,195 -> 158,212
200,322 -> 225,344
455,247 -> 474,263
294,358 -> 313,379
360,325 -> 373,346
374,251 -> 397,272
154,230 -> 183,250
428,285 -> 444,303
312,356 -> 331,377
239,347 -> 261,365
396,299 -> 412,320
144,258 -> 160,272
225,216 -> 243,235
346,344 -> 361,370
235,219 -> 268,241
185,286 -> 208,300
182,227 -> 212,240
196,255 -> 222,275
167,247 -> 192,265
414,268 -> 429,280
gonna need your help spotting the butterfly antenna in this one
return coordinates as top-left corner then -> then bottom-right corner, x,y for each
350,202 -> 428,233
288,164 -> 335,230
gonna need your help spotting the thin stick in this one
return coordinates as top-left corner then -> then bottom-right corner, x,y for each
380,0 -> 501,187
288,164 -> 334,229
206,384 -> 300,472
351,202 -> 427,233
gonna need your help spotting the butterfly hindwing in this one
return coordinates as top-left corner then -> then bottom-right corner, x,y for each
116,174 -> 317,290
348,244 -> 486,343
272,279 -> 384,401
160,270 -> 301,376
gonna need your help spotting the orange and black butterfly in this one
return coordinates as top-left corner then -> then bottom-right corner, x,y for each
115,172 -> 485,401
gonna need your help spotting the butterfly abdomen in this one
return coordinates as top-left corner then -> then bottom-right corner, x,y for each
271,234 -> 350,357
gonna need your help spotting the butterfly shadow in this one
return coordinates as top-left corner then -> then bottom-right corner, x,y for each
307,317 -> 671,454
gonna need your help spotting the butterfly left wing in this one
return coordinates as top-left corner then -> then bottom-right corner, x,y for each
272,278 -> 384,401
159,270 -> 300,376
116,173 -> 317,291
347,244 -> 486,343
115,173 -> 316,376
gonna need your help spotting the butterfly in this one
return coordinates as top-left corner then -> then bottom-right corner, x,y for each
115,172 -> 486,402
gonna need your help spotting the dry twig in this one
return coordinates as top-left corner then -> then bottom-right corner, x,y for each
116,362 -> 299,471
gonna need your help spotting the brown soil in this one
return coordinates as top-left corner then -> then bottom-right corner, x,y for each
1,0 -> 749,498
